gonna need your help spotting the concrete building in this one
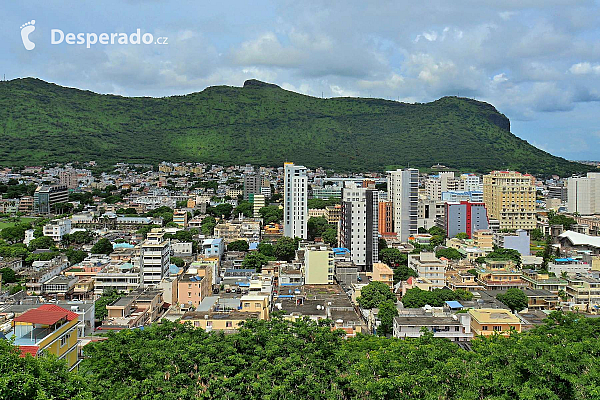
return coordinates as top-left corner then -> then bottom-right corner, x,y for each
387,168 -> 419,242
557,231 -> 600,255
177,265 -> 213,308
59,169 -> 79,189
493,229 -> 531,256
141,231 -> 171,287
283,163 -> 308,239
425,172 -> 460,200
303,244 -> 334,285
378,201 -> 394,235
442,191 -> 484,203
249,193 -> 265,217
172,209 -> 188,228
393,313 -> 472,342
370,262 -> 394,289
43,217 -> 72,242
9,305 -> 80,370
202,238 -> 225,259
483,171 -> 536,230
33,185 -> 69,214
418,198 -> 445,231
473,229 -> 494,252
567,173 -> 600,215
547,185 -> 568,203
460,173 -> 483,192
339,182 -> 379,271
408,252 -> 446,289
444,201 -> 489,238
469,308 -> 521,337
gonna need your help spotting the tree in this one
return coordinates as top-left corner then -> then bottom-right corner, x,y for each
484,246 -> 522,265
258,205 -> 283,224
435,247 -> 464,260
233,201 -> 253,218
170,257 -> 184,269
497,288 -> 528,312
357,281 -> 395,309
322,228 -> 337,247
0,267 -> 16,283
379,248 -> 407,267
547,210 -> 576,230
274,236 -> 297,261
393,265 -> 417,284
455,232 -> 469,240
200,216 -> 217,236
558,289 -> 568,302
95,288 -> 122,321
241,252 -> 274,271
257,242 -> 274,257
1,224 -> 28,243
418,227 -> 428,234
428,226 -> 446,237
64,248 -> 87,265
91,238 -> 113,255
228,240 -> 249,252
401,287 -> 471,308
530,228 -> 544,241
212,203 -> 233,219
377,299 -> 398,336
307,216 -> 329,240
28,236 -> 55,252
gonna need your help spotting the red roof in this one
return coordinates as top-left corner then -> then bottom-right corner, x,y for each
18,345 -> 39,358
14,305 -> 78,325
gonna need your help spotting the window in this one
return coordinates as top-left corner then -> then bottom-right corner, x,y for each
60,334 -> 68,347
493,326 -> 502,331
244,302 -> 251,308
481,325 -> 488,331
226,321 -> 233,328
255,303 -> 261,308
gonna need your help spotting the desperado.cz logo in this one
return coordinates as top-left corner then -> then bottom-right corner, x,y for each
20,21 -> 167,50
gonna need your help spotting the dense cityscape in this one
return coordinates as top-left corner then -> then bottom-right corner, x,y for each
1,160 -> 600,398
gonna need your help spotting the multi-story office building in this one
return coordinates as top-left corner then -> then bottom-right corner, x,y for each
425,172 -> 460,200
243,172 -> 261,200
483,171 -> 536,230
567,173 -> 600,215
547,185 -> 568,203
387,169 -> 418,242
444,201 -> 489,238
339,182 -> 379,271
59,169 -> 79,189
33,185 -> 69,214
441,191 -> 484,203
283,163 -> 308,239
141,231 -> 171,287
460,173 -> 483,192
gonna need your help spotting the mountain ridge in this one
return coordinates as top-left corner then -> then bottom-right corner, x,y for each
0,77 -> 588,175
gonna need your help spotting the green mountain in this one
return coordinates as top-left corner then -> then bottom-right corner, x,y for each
0,77 -> 588,175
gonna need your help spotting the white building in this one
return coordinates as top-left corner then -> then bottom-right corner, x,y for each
387,169 -> 419,242
339,182 -> 379,271
393,313 -> 472,342
425,172 -> 460,200
43,217 -> 72,242
283,163 -> 308,239
141,231 -> 171,287
408,252 -> 447,289
567,173 -> 600,215
460,173 -> 483,192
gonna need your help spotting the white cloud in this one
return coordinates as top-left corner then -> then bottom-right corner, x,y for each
569,62 -> 600,75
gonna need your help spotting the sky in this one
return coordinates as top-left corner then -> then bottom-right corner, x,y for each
3,0 -> 600,161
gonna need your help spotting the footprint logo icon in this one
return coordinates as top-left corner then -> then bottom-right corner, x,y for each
20,20 -> 36,50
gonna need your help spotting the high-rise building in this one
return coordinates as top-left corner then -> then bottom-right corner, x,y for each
547,185 -> 568,203
444,201 -> 489,238
418,198 -> 446,231
378,201 -> 394,236
243,173 -> 261,200
339,182 -> 379,271
387,169 -> 418,242
483,171 -> 536,230
59,169 -> 79,189
141,231 -> 171,287
460,173 -> 483,192
283,163 -> 308,239
567,173 -> 600,215
249,193 -> 265,217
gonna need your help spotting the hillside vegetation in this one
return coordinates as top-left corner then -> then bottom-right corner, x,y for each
0,78 -> 588,175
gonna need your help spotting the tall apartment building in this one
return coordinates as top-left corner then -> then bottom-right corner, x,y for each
547,185 -> 568,203
141,231 -> 171,287
283,163 -> 308,239
249,193 -> 265,217
303,244 -> 334,285
408,252 -> 447,289
460,173 -> 483,192
339,182 -> 379,271
425,172 -> 460,200
33,185 -> 69,214
378,201 -> 394,236
444,201 -> 489,238
387,169 -> 419,242
59,169 -> 79,189
173,209 -> 188,228
483,171 -> 536,230
567,173 -> 600,215
418,198 -> 446,231
244,172 -> 270,200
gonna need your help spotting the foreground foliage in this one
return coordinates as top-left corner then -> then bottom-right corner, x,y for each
3,313 -> 600,399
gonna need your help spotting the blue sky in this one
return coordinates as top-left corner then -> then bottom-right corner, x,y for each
3,0 -> 600,161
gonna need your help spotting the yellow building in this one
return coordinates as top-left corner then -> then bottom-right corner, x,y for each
173,209 -> 188,228
473,229 -> 494,252
468,308 -> 521,337
240,294 -> 270,320
9,305 -> 80,370
370,262 -> 394,289
303,244 -> 334,285
483,171 -> 536,230
180,310 -> 261,331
